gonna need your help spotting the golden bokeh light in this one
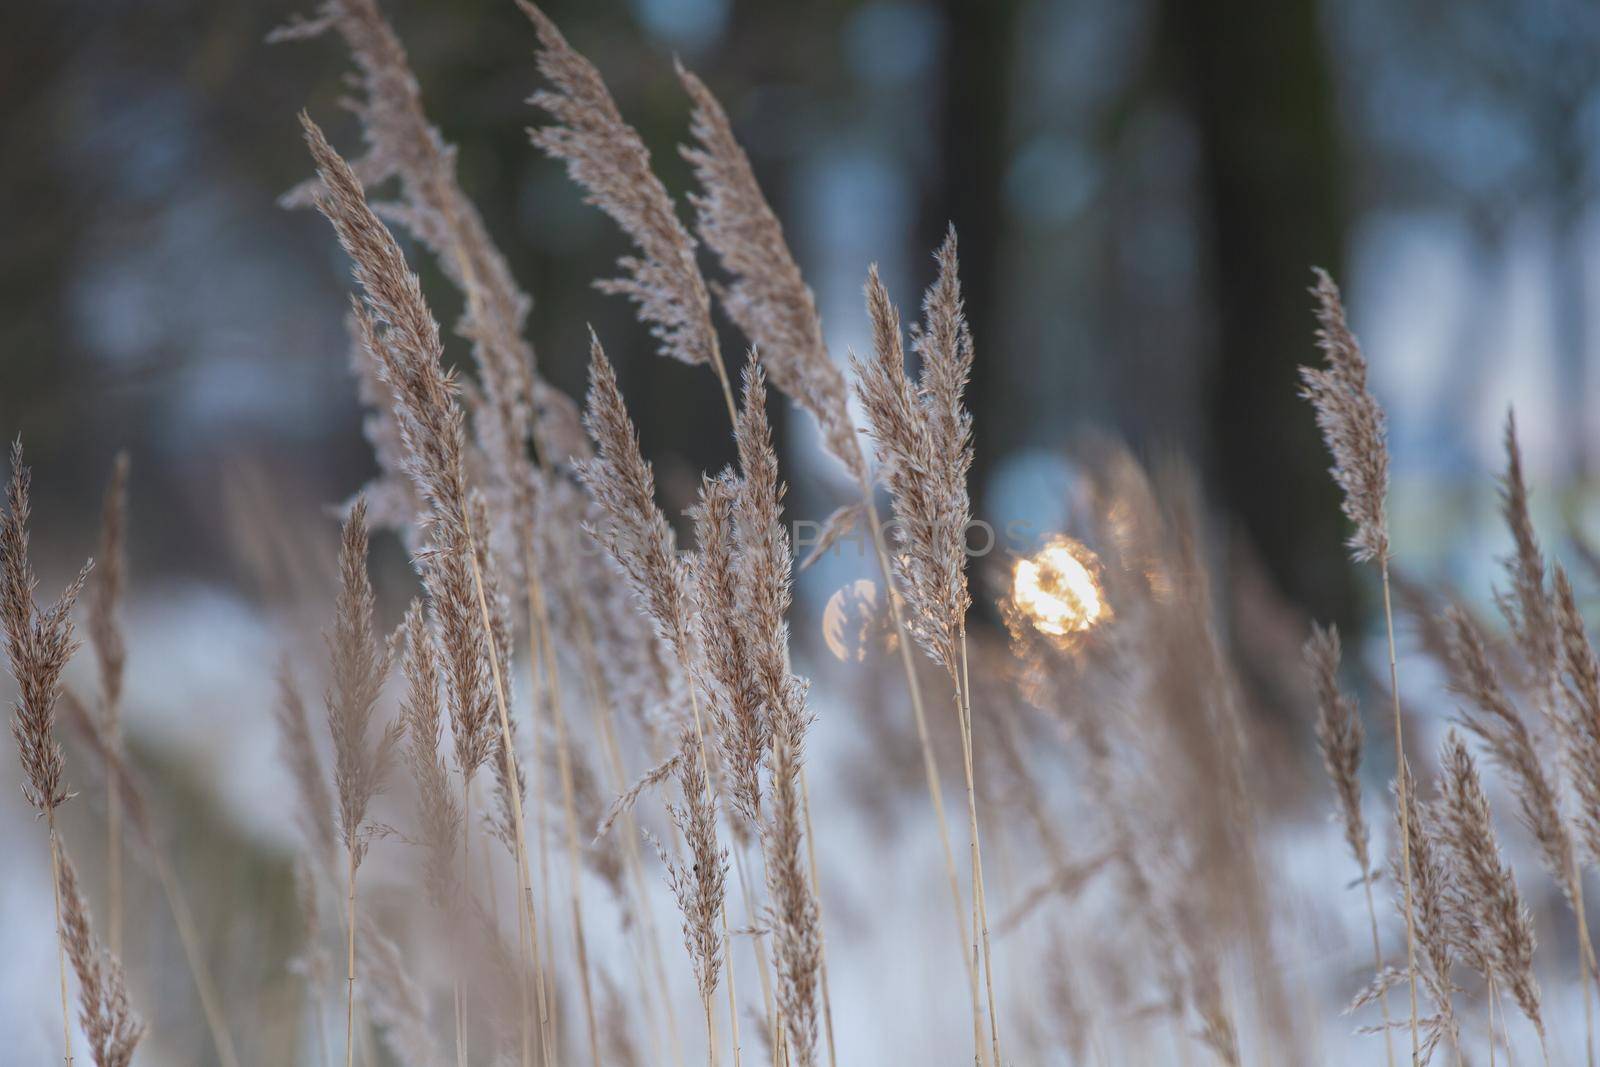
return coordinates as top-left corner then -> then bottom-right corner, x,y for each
1012,537 -> 1108,639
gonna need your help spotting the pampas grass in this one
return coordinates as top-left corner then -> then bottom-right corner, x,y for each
2,440 -> 94,1064
1301,266 -> 1420,1064
675,73 -> 966,1053
299,107 -> 556,1065
853,232 -> 999,1065
1555,564 -> 1600,867
675,63 -> 865,486
1437,733 -> 1547,1060
1445,607 -> 1585,924
521,0 -> 736,419
326,498 -> 404,1067
579,334 -> 747,1065
17,7 -> 1600,1066
732,362 -> 824,1067
1388,769 -> 1458,1063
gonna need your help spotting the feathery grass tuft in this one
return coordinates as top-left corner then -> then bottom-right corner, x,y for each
57,842 -> 145,1067
522,2 -> 726,393
1437,733 -> 1545,1048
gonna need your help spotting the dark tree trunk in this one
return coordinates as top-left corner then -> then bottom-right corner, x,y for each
918,0 -> 1020,524
1158,0 -> 1356,628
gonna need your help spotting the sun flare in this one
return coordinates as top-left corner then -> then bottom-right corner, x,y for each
1012,538 -> 1108,639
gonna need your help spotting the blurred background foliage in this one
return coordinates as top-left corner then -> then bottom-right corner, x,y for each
6,0 -> 1600,646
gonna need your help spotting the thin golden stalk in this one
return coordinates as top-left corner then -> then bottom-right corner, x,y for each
710,356 -> 739,431
739,831 -> 787,1067
344,842 -> 358,1067
862,491 -> 982,1024
518,751 -> 555,1067
730,840 -> 779,1058
459,781 -> 478,1067
529,566 -> 603,1067
66,687 -> 239,1066
529,416 -> 687,1067
797,772 -> 835,1067
454,973 -> 467,1067
1490,975 -> 1516,1067
1359,873 -> 1395,1067
722,896 -> 740,1067
1488,971 -> 1498,1067
48,817 -> 74,1067
1381,564 -> 1421,1065
572,622 -> 684,1064
573,622 -> 686,1066
958,633 -> 1001,1066
107,777 -> 122,958
523,600 -> 558,1066
681,679 -> 742,1067
1574,865 -> 1598,1067
150,851 -> 239,1067
464,513 -> 554,1067
704,994 -> 719,1067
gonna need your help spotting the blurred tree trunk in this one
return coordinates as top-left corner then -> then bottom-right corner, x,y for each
918,0 -> 1020,524
0,4 -> 82,462
1157,0 -> 1356,628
